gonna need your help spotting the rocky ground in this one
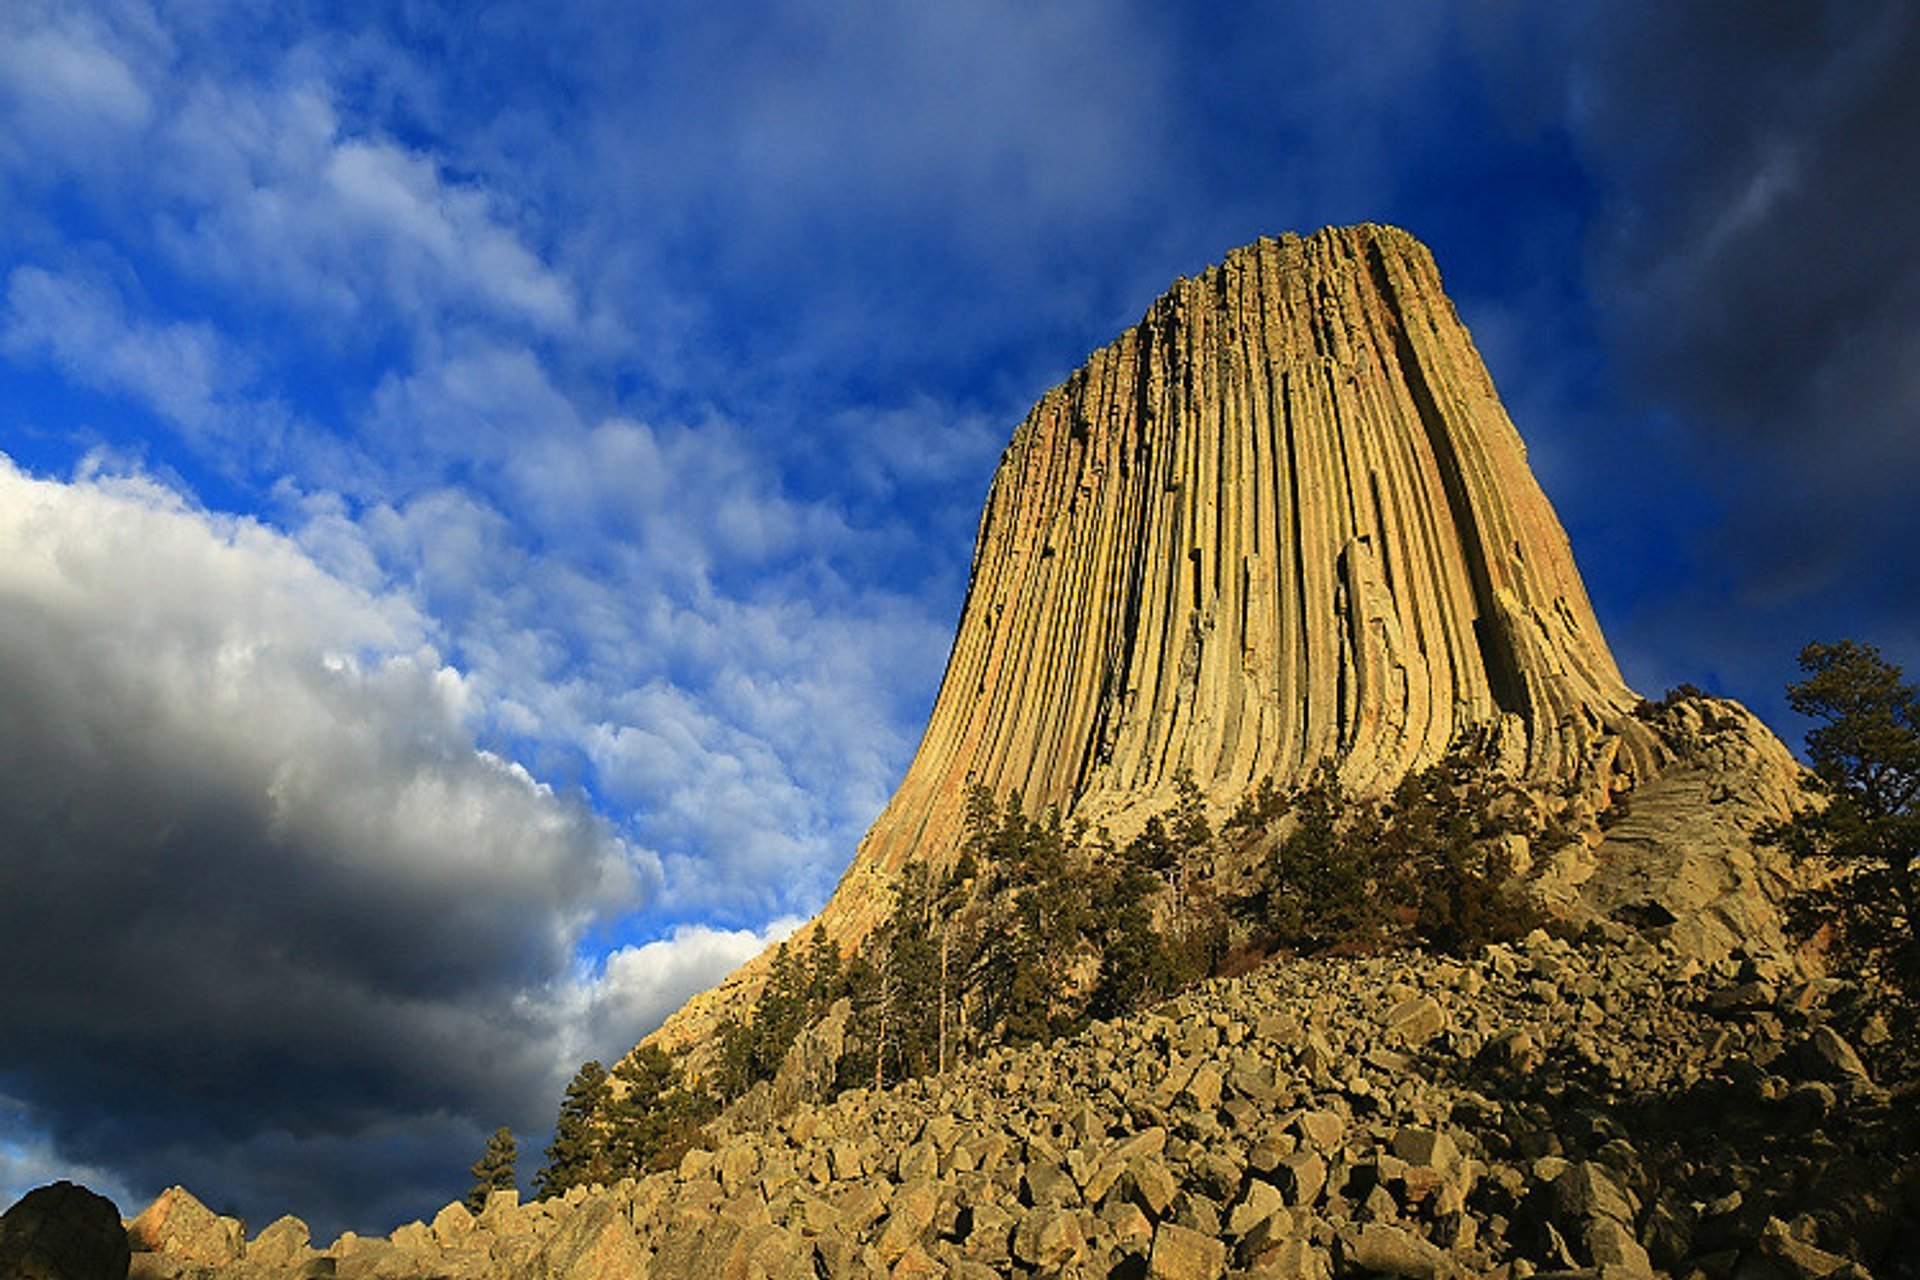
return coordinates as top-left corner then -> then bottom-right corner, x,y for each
15,923 -> 1914,1280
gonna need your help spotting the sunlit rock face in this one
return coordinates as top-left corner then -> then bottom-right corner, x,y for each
648,224 -> 1794,1057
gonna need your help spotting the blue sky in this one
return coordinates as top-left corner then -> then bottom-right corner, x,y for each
2,0 -> 1916,1239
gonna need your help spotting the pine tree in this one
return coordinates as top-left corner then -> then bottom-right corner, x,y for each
1256,766 -> 1397,954
604,1044 -> 715,1175
1171,769 -> 1213,879
1775,640 -> 1920,1051
605,1046 -> 675,1175
1091,861 -> 1175,1019
463,1126 -> 517,1214
749,941 -> 810,1082
805,926 -> 842,1011
534,1060 -> 610,1199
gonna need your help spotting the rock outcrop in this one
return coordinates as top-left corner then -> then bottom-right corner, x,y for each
648,224 -> 1802,1060
93,929 -> 1918,1278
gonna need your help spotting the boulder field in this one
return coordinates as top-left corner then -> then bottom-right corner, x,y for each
78,924 -> 1917,1280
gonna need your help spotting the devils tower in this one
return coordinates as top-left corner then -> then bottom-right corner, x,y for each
849,223 -> 1647,867
649,223 -> 1797,1056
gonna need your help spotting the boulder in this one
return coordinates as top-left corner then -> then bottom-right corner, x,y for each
1338,1223 -> 1454,1279
1385,995 -> 1447,1046
126,1187 -> 244,1267
0,1181 -> 130,1280
1010,1206 -> 1085,1270
535,1194 -> 651,1280
1806,1025 -> 1874,1091
246,1216 -> 313,1269
1148,1221 -> 1227,1280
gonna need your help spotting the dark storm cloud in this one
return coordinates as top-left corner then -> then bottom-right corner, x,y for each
0,460 -> 643,1236
1568,2 -> 1920,682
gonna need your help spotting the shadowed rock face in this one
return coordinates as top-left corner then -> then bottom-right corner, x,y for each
650,224 -> 1677,1054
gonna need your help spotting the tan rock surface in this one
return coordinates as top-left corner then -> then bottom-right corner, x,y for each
126,1186 -> 244,1268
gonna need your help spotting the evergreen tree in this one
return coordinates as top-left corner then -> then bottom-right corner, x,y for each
833,951 -> 882,1093
869,865 -> 942,1083
713,1016 -> 754,1100
1170,769 -> 1213,873
1775,641 -> 1920,1049
1093,852 -> 1203,1019
463,1126 -> 517,1214
959,782 -> 999,879
1225,776 -> 1287,837
605,1045 -> 675,1175
1390,755 -> 1537,955
604,1044 -> 715,1175
805,926 -> 842,1010
534,1060 -> 610,1199
749,941 -> 809,1082
1254,766 -> 1399,954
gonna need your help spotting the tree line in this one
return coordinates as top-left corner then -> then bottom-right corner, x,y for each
707,752 -> 1548,1105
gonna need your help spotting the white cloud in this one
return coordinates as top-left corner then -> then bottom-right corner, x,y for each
561,918 -> 804,1069
151,77 -> 577,340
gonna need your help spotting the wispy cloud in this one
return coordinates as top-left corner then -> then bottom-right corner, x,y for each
1,265 -> 287,457
0,4 -> 159,176
152,78 -> 578,340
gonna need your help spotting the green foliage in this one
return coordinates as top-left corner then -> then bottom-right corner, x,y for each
715,926 -> 853,1099
532,1044 -> 718,1197
805,926 -> 842,1009
1089,862 -> 1180,1018
751,942 -> 809,1079
534,1060 -> 610,1199
604,1045 -> 716,1176
1388,759 -> 1540,955
722,760 -> 1540,1113
1245,754 -> 1539,958
463,1126 -> 517,1214
876,864 -> 943,1079
1253,766 -> 1400,953
1225,776 -> 1287,836
1775,641 -> 1920,1045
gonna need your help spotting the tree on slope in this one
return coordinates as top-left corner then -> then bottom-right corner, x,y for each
1777,641 -> 1920,1043
534,1060 -> 611,1198
605,1044 -> 715,1175
463,1126 -> 517,1213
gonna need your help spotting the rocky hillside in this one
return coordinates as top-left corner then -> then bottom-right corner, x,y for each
98,923 -> 1915,1280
